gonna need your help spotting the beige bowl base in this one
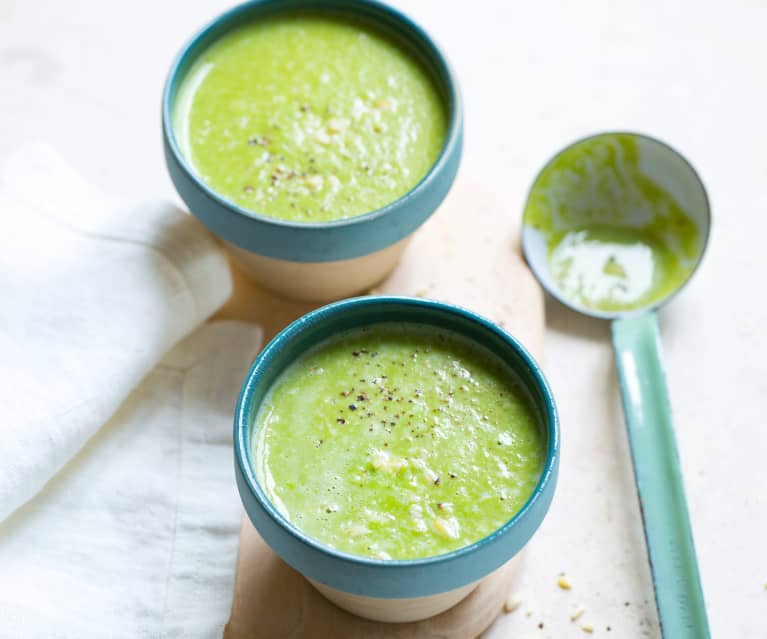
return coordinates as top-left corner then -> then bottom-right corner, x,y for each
307,576 -> 481,623
224,519 -> 526,639
226,237 -> 410,304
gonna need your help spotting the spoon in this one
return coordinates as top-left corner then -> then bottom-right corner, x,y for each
521,132 -> 711,638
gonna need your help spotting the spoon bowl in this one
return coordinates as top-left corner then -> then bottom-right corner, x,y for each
522,132 -> 710,319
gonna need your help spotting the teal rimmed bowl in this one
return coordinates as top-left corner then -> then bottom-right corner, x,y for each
162,0 -> 463,302
234,297 -> 559,622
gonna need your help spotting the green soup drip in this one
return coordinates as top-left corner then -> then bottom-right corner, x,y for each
253,323 -> 545,560
525,134 -> 701,312
173,13 -> 448,223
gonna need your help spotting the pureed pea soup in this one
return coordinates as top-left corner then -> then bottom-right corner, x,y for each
173,12 -> 448,222
253,323 -> 545,560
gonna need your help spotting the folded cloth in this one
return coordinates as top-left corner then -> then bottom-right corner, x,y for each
0,320 -> 263,638
0,143 -> 232,522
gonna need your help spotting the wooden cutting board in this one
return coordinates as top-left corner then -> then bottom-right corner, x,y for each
217,175 -> 544,639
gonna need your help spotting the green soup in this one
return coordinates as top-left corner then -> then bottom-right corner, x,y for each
253,323 -> 545,560
173,13 -> 448,223
525,134 -> 701,312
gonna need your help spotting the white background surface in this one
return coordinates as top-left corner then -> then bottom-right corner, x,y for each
1,1 -> 765,637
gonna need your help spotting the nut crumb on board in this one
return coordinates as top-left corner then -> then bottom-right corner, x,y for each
581,622 -> 594,633
557,575 -> 572,590
502,594 -> 522,613
570,604 -> 585,621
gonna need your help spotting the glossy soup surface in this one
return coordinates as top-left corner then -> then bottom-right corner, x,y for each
253,323 -> 545,560
174,13 -> 448,223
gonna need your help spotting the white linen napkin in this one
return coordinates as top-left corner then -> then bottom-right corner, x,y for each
0,144 -> 263,637
0,320 -> 262,638
0,143 -> 232,522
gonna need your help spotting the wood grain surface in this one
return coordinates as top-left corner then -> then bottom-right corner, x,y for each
217,175 -> 544,638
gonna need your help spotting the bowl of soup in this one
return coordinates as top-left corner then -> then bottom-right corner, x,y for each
163,0 -> 462,302
234,297 -> 559,622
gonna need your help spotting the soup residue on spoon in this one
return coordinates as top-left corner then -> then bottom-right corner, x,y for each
525,134 -> 701,312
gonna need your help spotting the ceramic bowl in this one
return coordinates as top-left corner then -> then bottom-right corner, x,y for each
234,296 -> 559,622
162,0 -> 462,302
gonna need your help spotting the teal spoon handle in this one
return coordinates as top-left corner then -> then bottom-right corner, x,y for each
611,313 -> 710,639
